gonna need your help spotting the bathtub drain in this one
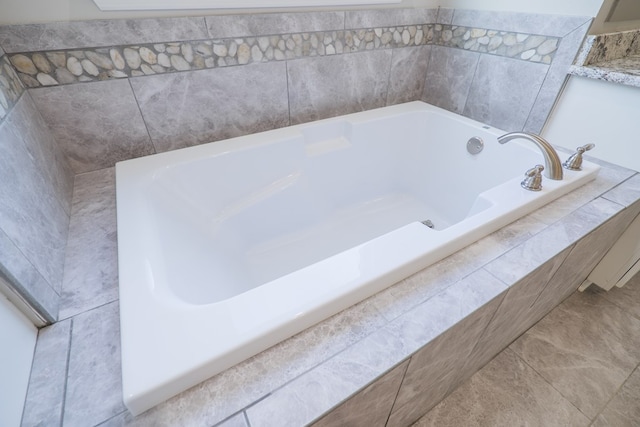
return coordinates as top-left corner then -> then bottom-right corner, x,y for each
421,219 -> 435,229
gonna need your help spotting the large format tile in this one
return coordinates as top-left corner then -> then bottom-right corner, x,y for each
387,45 -> 431,106
131,62 -> 289,152
0,17 -> 208,53
603,173 -> 640,208
59,168 -> 118,320
206,11 -> 344,38
524,20 -> 591,133
510,290 -> 640,419
592,365 -> 640,427
7,92 -> 73,213
287,50 -> 392,125
345,8 -> 436,28
21,319 -> 71,427
0,99 -> 69,294
414,348 -> 589,426
386,270 -> 506,427
422,46 -> 479,115
64,301 -> 125,426
462,54 -> 548,131
119,298 -> 386,426
534,199 -> 640,311
311,360 -> 408,427
451,9 -> 590,38
0,228 -> 59,321
457,247 -> 572,383
596,267 -> 640,321
29,79 -> 155,173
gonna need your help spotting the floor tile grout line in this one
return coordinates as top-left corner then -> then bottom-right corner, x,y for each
589,362 -> 640,423
509,346 -> 589,421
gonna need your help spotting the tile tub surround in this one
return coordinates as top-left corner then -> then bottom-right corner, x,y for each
0,90 -> 74,323
417,272 -> 640,425
0,8 -> 591,174
21,159 -> 640,426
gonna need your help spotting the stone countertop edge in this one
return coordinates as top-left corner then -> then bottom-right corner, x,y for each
569,63 -> 640,88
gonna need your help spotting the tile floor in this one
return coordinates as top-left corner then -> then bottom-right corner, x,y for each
413,271 -> 640,426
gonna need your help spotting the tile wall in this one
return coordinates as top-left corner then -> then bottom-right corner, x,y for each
0,8 -> 591,174
0,6 -> 612,424
21,162 -> 640,426
0,7 -> 593,320
0,48 -> 73,322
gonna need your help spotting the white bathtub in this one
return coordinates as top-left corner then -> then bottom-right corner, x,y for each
116,101 -> 599,415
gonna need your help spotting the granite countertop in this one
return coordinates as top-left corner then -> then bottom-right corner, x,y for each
569,29 -> 640,88
570,54 -> 640,87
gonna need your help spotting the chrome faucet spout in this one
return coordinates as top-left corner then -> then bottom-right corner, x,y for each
497,132 -> 563,180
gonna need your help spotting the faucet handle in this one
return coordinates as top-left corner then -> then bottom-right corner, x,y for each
563,143 -> 595,171
521,164 -> 544,191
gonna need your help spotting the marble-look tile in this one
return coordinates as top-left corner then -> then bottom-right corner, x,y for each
533,199 -> 640,312
21,319 -> 70,427
131,62 -> 289,152
526,165 -> 632,227
0,99 -> 69,293
7,92 -> 73,214
463,54 -> 548,131
345,8 -> 436,28
64,301 -> 125,426
485,197 -> 620,289
603,173 -> 640,207
206,11 -> 344,38
311,361 -> 408,427
458,247 -> 572,383
0,228 -> 58,321
121,298 -> 386,426
386,45 -> 431,106
214,412 -> 249,427
287,50 -> 392,125
422,46 -> 479,115
0,46 -> 4,56
451,9 -> 590,38
248,270 -> 504,427
484,226 -> 573,287
592,365 -> 640,426
510,290 -> 640,419
59,168 -> 118,320
524,21 -> 591,133
386,270 -> 506,427
596,268 -> 640,322
370,212 -> 543,323
29,79 -> 155,173
414,348 -> 589,426
246,334 -> 405,427
435,8 -> 454,25
0,17 -> 208,53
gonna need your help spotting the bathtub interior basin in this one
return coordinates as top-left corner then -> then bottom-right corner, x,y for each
116,101 -> 599,415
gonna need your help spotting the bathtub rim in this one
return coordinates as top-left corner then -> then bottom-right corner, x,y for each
115,101 -> 600,415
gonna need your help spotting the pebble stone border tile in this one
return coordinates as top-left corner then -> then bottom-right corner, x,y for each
7,24 -> 559,88
0,53 -> 25,121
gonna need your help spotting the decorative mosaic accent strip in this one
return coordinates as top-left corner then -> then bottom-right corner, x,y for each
8,24 -> 559,88
433,24 -> 558,64
0,54 -> 25,121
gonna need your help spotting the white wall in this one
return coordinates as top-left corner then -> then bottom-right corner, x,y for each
543,76 -> 640,172
0,0 -> 604,25
0,294 -> 37,427
438,0 -> 603,17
